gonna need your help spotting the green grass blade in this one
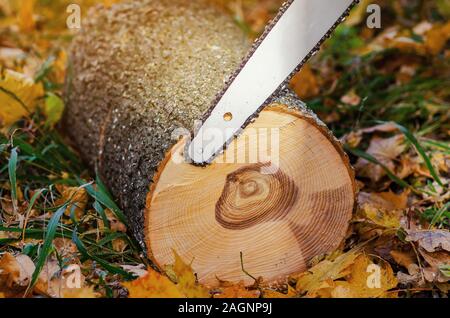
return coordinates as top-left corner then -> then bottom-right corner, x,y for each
393,123 -> 444,187
8,147 -> 18,210
72,229 -> 134,279
79,176 -> 128,225
29,203 -> 67,289
345,145 -> 414,190
22,189 -> 46,239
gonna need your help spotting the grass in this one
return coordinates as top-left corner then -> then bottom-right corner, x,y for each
0,114 -> 145,293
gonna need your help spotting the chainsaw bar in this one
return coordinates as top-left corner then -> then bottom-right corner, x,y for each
188,0 -> 360,165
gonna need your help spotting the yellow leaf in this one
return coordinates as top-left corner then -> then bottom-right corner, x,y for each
44,93 -> 65,128
102,0 -> 121,8
0,69 -> 43,128
425,22 -> 450,55
124,268 -> 184,298
62,286 -> 100,298
263,285 -> 296,298
17,0 -> 36,32
358,190 -> 409,211
330,255 -> 398,298
173,251 -> 209,298
213,281 -> 260,298
124,251 -> 210,298
359,204 -> 401,228
295,251 -> 360,295
345,0 -> 372,26
296,253 -> 397,298
0,252 -> 45,297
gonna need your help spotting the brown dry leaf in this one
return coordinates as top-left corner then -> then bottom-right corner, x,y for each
0,69 -> 44,128
55,185 -> 88,220
290,64 -> 320,100
52,238 -> 78,260
406,230 -> 450,253
124,268 -> 184,298
419,249 -> 450,283
0,252 -> 35,290
173,251 -> 209,298
360,122 -> 399,134
120,264 -> 147,278
341,90 -> 361,106
390,250 -> 416,269
398,154 -> 431,179
105,209 -> 127,233
358,190 -> 409,211
213,281 -> 260,298
355,135 -> 406,182
112,237 -> 128,253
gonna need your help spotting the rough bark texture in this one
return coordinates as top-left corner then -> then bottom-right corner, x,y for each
63,0 -> 354,252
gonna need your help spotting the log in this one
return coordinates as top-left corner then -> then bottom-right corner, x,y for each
64,0 -> 356,285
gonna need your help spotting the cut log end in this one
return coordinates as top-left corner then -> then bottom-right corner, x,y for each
145,105 -> 355,286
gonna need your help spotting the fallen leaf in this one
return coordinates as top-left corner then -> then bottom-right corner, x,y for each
17,0 -> 35,32
360,122 -> 399,134
52,237 -> 78,260
341,90 -> 361,106
55,185 -> 88,220
355,135 -> 406,182
295,251 -> 360,295
0,252 -> 35,290
213,281 -> 260,298
390,250 -> 415,269
120,264 -> 147,278
262,285 -> 296,298
358,190 -> 409,211
406,230 -> 450,253
0,69 -> 43,128
172,251 -> 209,298
44,93 -> 64,128
124,268 -> 184,298
327,257 -> 397,298
124,251 -> 210,298
104,208 -> 127,233
424,22 -> 450,55
358,204 -> 402,228
61,286 -> 99,298
418,249 -> 449,283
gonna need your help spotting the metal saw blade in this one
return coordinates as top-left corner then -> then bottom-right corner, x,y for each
188,0 -> 359,165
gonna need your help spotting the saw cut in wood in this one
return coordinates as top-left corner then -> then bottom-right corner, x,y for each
64,0 -> 356,286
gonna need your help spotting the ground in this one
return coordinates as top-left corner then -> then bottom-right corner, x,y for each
0,0 -> 449,298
